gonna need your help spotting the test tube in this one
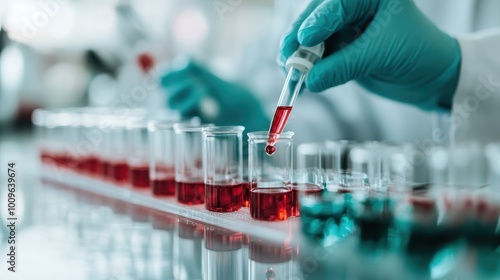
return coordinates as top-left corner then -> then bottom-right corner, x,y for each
174,124 -> 212,205
248,131 -> 294,221
128,119 -> 151,188
44,110 -> 75,167
78,112 -> 103,175
148,118 -> 199,196
291,168 -> 324,217
349,142 -> 386,190
109,117 -> 132,185
296,142 -> 322,169
203,126 -> 245,212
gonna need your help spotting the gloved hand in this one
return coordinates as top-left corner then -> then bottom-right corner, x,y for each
279,0 -> 461,110
161,59 -> 269,131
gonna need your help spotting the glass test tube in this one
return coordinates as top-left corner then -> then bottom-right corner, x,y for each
248,131 -> 294,221
99,115 -> 116,180
78,112 -> 103,175
46,110 -> 74,167
174,124 -> 212,205
349,142 -> 386,190
128,119 -> 151,188
148,118 -> 199,196
109,117 -> 132,185
291,168 -> 324,217
203,126 -> 245,212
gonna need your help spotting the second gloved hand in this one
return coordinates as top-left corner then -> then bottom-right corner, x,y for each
161,59 -> 269,131
279,0 -> 461,110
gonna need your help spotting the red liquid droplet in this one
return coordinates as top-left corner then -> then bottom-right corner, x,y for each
137,53 -> 155,73
205,183 -> 243,212
130,165 -> 150,188
250,187 -> 292,221
291,183 -> 323,217
176,181 -> 205,205
265,145 -> 276,155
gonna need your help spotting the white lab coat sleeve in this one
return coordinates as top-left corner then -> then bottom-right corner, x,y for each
452,28 -> 500,144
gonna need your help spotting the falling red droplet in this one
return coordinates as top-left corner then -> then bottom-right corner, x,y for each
265,145 -> 276,155
137,53 -> 155,73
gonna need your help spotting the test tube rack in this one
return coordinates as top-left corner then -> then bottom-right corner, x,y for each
41,165 -> 300,244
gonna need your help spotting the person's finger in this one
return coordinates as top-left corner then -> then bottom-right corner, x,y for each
299,0 -> 378,47
166,79 -> 205,113
306,34 -> 377,92
279,0 -> 324,59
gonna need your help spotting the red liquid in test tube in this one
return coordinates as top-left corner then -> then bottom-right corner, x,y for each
242,182 -> 252,207
176,182 -> 205,205
205,183 -> 243,212
265,106 -> 292,155
112,161 -> 130,184
250,187 -> 292,221
152,165 -> 175,195
130,165 -> 150,188
291,183 -> 323,217
84,156 -> 101,175
101,160 -> 113,179
152,177 -> 176,196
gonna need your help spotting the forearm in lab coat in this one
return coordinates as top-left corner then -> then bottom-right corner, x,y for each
452,28 -> 500,144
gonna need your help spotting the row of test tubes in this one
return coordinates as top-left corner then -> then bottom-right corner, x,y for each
32,107 -> 328,222
295,140 -> 500,249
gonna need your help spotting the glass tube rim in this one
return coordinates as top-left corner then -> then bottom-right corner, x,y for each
173,123 -> 214,133
247,131 -> 294,140
202,126 -> 245,136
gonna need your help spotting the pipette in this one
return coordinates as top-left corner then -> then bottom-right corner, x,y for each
266,43 -> 325,155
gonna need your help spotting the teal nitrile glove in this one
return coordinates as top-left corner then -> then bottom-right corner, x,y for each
279,0 -> 461,110
161,59 -> 269,132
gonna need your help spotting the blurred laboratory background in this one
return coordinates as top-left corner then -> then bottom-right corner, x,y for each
0,0 -> 278,127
